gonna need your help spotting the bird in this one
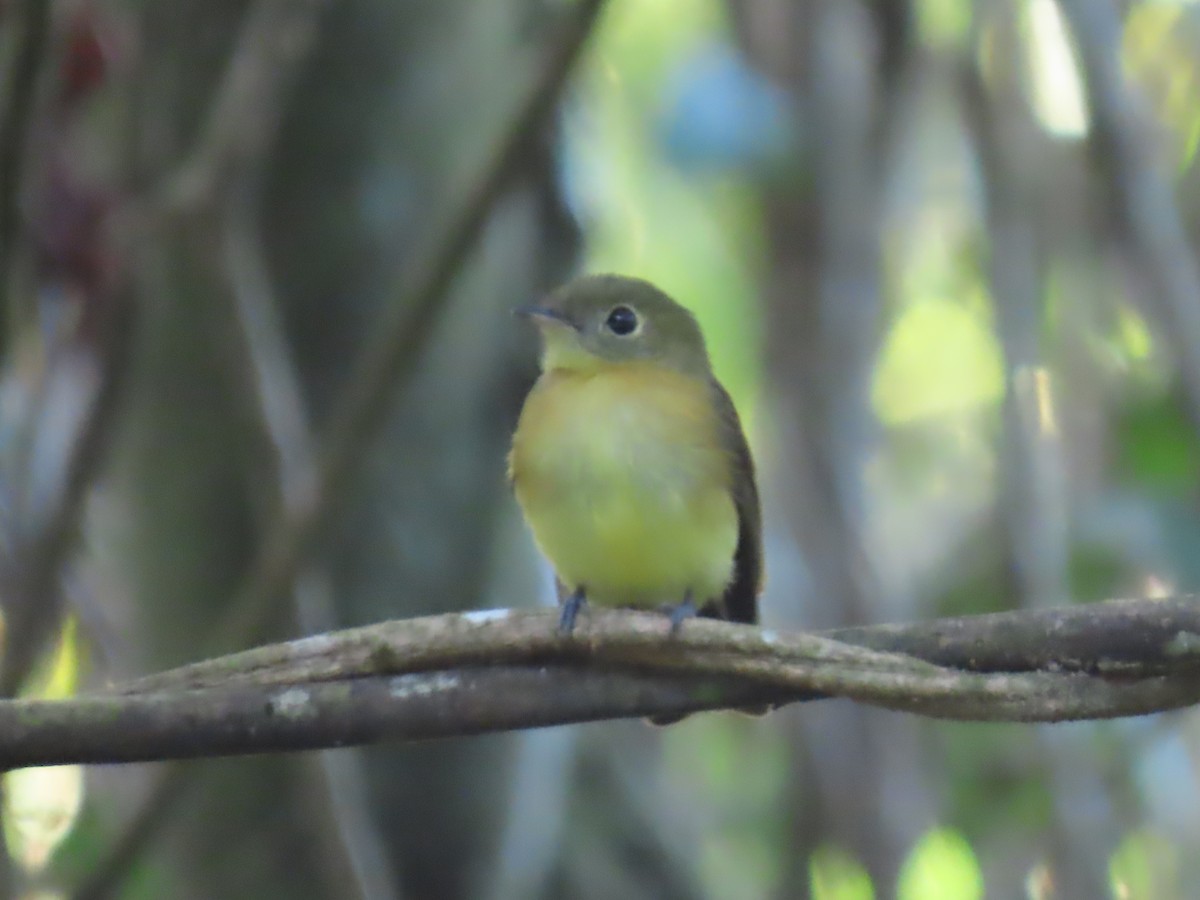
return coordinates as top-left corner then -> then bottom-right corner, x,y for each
508,273 -> 762,638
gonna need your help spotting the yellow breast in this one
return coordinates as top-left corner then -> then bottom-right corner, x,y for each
509,363 -> 738,609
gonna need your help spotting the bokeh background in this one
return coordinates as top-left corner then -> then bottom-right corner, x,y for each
2,0 -> 1200,897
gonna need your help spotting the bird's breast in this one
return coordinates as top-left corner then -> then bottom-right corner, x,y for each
511,364 -> 729,498
509,363 -> 738,606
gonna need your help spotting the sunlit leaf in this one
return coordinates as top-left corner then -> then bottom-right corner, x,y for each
1109,827 -> 1181,900
38,616 -> 81,701
872,297 -> 1004,424
1115,306 -> 1153,363
1122,3 -> 1200,173
3,765 -> 84,874
1021,0 -> 1089,138
897,827 -> 983,900
811,845 -> 874,900
916,0 -> 970,50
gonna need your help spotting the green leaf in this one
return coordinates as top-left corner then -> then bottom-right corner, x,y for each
898,828 -> 983,900
811,845 -> 874,900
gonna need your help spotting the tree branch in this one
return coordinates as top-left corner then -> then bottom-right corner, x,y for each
160,0 -> 331,212
5,598 -> 1200,769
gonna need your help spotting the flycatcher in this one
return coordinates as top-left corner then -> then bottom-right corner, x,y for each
509,274 -> 762,635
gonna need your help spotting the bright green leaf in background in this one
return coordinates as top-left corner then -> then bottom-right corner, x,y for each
897,827 -> 983,900
1109,827 -> 1183,900
810,845 -> 875,900
1122,3 -> 1200,174
1021,0 -> 1089,138
1115,393 -> 1200,494
915,0 -> 971,51
873,295 -> 1005,424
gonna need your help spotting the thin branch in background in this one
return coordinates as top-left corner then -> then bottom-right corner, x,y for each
1058,0 -> 1200,432
159,0 -> 331,214
5,598 -> 1200,769
216,0 -> 608,650
0,4 -> 137,694
787,1 -> 908,892
73,0 -> 609,893
71,2 -> 342,896
0,288 -> 136,696
0,5 -> 132,892
196,2 -> 599,879
222,193 -> 318,518
0,0 -> 52,339
220,192 -> 397,900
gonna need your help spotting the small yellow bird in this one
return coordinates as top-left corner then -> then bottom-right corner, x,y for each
509,274 -> 762,635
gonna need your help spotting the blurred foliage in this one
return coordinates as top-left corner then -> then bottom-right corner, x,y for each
665,716 -> 788,898
1021,0 -> 1089,137
566,0 -> 765,410
8,0 -> 1200,896
897,827 -> 984,900
1115,392 -> 1200,493
567,0 -> 1200,896
1109,827 -> 1183,900
810,845 -> 875,900
873,292 -> 1004,423
1123,3 -> 1200,173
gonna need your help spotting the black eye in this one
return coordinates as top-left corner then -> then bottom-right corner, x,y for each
605,305 -> 639,336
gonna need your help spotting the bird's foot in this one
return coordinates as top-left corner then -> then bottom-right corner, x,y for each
665,592 -> 697,635
559,587 -> 587,636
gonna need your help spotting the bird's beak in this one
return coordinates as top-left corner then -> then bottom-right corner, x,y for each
513,305 -> 579,330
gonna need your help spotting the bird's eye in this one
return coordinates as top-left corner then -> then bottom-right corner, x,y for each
604,305 -> 639,336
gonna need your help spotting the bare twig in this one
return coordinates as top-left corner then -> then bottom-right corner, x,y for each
4,598 -> 1200,769
0,290 -> 136,694
221,193 -> 318,517
76,3 -> 334,895
81,2 -> 604,893
219,159 -> 393,900
161,0 -> 330,213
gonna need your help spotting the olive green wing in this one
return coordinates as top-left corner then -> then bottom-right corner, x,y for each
707,378 -> 762,625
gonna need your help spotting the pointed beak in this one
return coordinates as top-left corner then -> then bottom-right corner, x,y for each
513,305 -> 579,330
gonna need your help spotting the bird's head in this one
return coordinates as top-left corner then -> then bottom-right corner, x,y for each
518,274 -> 712,378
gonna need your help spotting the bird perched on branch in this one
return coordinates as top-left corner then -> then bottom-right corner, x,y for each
508,274 -> 762,640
